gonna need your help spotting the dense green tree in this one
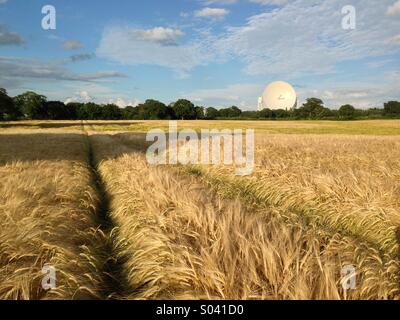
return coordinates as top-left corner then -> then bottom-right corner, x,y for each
172,99 -> 197,120
383,101 -> 400,116
123,106 -> 139,120
274,109 -> 292,119
0,88 -> 20,120
65,102 -> 83,120
363,108 -> 384,119
205,107 -> 219,119
45,101 -> 70,120
101,104 -> 123,120
258,108 -> 275,119
83,103 -> 103,120
137,99 -> 173,120
295,98 -> 330,119
241,111 -> 258,119
13,91 -> 47,119
338,104 -> 356,120
194,106 -> 205,120
219,106 -> 242,118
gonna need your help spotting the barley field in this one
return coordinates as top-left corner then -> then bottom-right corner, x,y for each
0,120 -> 399,300
0,131 -> 107,299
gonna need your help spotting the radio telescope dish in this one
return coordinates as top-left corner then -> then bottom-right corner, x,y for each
261,81 -> 297,110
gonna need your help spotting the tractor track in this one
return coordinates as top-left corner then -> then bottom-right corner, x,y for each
81,120 -> 129,299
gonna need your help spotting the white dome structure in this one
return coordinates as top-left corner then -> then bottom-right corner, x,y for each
261,81 -> 297,110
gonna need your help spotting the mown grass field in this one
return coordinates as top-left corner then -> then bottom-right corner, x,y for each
0,120 -> 399,300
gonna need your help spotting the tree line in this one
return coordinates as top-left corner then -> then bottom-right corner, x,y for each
1,89 -> 400,121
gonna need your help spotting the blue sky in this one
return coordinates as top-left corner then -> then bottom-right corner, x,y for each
0,0 -> 399,109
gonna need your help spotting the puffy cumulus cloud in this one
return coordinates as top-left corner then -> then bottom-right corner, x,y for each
96,25 -> 215,71
195,7 -> 230,18
387,0 -> 400,15
108,97 -> 140,108
65,90 -> 140,108
64,91 -> 93,104
215,0 -> 400,76
0,25 -> 24,45
63,40 -> 84,50
59,82 -> 138,105
131,27 -> 184,46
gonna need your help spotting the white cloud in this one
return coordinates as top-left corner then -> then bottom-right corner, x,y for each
96,25 -> 214,71
387,0 -> 400,15
216,0 -> 400,76
0,0 -> 8,4
65,91 -> 93,104
108,97 -> 140,108
131,27 -> 184,46
94,1 -> 399,108
64,87 -> 141,107
195,7 -> 230,18
97,1 -> 400,78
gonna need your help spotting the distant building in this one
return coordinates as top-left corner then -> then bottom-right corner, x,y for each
257,96 -> 264,111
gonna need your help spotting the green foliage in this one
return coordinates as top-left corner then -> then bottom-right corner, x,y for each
0,88 -> 20,120
240,111 -> 258,119
138,99 -> 173,120
122,106 -> 139,120
101,104 -> 123,120
172,99 -> 197,120
294,98 -> 332,119
84,103 -> 103,120
13,91 -> 47,119
2,88 -> 400,121
338,104 -> 356,120
205,107 -> 219,120
45,101 -> 73,120
194,106 -> 205,120
218,106 -> 242,118
66,102 -> 84,120
384,101 -> 400,116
